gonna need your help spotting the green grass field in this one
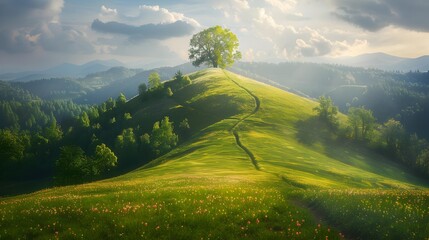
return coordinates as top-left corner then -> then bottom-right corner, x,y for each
1,69 -> 428,239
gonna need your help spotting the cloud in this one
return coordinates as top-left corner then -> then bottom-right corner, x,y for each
214,0 -> 250,11
213,0 -> 250,22
331,0 -> 429,32
249,20 -> 366,58
264,0 -> 297,13
0,0 -> 94,54
253,8 -> 285,32
101,5 -> 117,16
137,5 -> 200,27
91,19 -> 194,42
39,23 -> 95,53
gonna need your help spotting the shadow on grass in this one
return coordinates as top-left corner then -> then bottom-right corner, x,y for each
295,116 -> 334,146
295,117 -> 429,187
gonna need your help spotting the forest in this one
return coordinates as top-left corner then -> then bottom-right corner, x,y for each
0,71 -> 192,194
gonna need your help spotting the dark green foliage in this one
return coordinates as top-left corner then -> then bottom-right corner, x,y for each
15,78 -> 88,100
313,96 -> 338,129
138,83 -> 147,95
151,117 -> 178,156
140,133 -> 150,145
115,128 -> 138,165
43,118 -> 63,142
80,112 -> 90,128
166,87 -> 173,97
347,107 -> 377,141
0,129 -> 25,162
179,118 -> 191,139
115,128 -> 136,149
179,118 -> 190,129
148,72 -> 162,90
166,71 -> 192,91
55,144 -> 117,185
116,93 -> 127,106
0,99 -> 88,131
105,97 -> 116,110
139,72 -> 168,100
55,145 -> 88,185
382,119 -> 406,153
417,148 -> 429,175
92,143 -> 117,175
123,112 -> 132,120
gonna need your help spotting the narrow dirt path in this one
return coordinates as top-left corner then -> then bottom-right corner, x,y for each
223,70 -> 260,170
224,70 -> 352,238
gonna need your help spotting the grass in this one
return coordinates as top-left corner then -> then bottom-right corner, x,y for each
0,68 -> 428,239
295,189 -> 429,239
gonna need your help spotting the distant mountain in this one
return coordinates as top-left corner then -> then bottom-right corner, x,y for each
0,59 -> 124,82
320,53 -> 429,72
74,63 -> 203,104
12,66 -> 140,100
77,66 -> 142,90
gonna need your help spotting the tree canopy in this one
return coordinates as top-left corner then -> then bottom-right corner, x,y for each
313,96 -> 338,129
151,116 -> 178,156
189,26 -> 241,68
148,72 -> 161,90
348,107 -> 376,141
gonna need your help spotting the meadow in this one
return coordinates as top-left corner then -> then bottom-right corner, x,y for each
1,69 -> 428,239
296,189 -> 429,239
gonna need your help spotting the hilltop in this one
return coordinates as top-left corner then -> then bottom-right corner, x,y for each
0,69 -> 428,239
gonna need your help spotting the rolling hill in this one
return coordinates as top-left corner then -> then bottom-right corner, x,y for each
232,62 -> 429,140
0,60 -> 124,82
1,69 -> 428,239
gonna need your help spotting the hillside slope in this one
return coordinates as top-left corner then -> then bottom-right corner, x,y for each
0,69 -> 427,239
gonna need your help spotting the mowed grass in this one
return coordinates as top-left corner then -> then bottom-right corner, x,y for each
1,69 -> 428,239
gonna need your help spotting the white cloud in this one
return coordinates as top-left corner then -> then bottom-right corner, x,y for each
253,8 -> 285,32
138,5 -> 200,27
214,0 -> 250,11
101,5 -> 117,15
264,0 -> 297,13
0,0 -> 93,54
92,5 -> 200,61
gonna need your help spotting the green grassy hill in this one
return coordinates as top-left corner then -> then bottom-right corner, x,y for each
1,69 -> 428,239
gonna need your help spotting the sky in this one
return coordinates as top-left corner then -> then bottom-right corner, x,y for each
1,0 -> 429,72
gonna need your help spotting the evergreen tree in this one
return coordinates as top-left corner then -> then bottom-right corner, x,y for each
80,112 -> 90,128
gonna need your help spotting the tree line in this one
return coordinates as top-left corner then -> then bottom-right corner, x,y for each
315,96 -> 429,177
0,71 -> 193,189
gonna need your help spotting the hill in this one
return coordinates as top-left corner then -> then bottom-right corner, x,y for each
0,60 -> 124,82
232,62 -> 429,140
317,53 -> 429,72
1,69 -> 428,239
74,63 -> 202,104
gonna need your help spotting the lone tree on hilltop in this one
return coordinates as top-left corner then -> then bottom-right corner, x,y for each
189,26 -> 241,68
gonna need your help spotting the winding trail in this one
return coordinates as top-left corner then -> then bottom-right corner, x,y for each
224,70 -> 351,237
223,70 -> 261,170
